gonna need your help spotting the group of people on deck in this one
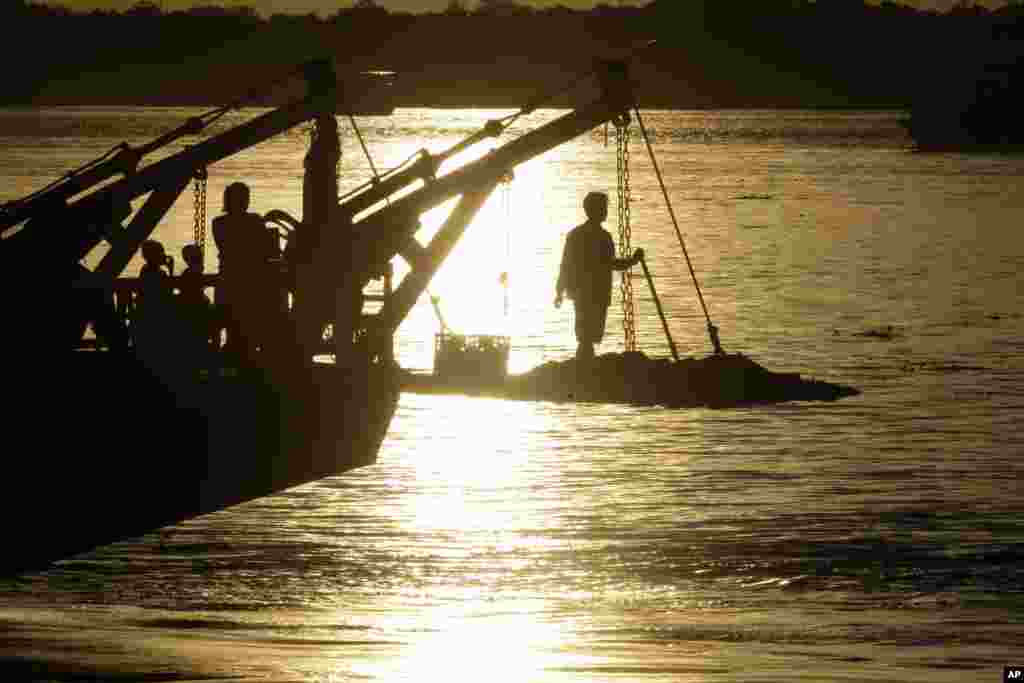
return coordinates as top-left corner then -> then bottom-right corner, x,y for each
132,181 -> 280,367
133,184 -> 640,368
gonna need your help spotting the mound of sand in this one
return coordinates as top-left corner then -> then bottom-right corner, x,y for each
404,351 -> 860,408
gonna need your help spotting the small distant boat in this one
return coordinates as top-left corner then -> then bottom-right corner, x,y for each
903,28 -> 1022,152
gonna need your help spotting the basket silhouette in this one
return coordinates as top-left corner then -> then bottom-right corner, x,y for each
433,332 -> 510,383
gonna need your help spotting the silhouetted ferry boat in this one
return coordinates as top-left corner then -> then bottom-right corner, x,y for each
1,58 -> 650,574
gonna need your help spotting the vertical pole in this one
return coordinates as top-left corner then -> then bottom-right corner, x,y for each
292,60 -> 344,363
639,255 -> 679,362
297,110 -> 343,362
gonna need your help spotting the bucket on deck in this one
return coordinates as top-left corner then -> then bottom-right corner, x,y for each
433,332 -> 510,383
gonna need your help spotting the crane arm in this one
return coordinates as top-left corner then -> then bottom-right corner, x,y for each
357,63 -> 633,274
360,61 -> 635,332
59,95 -> 329,262
336,119 -> 507,223
2,59 -> 392,265
334,61 -> 632,240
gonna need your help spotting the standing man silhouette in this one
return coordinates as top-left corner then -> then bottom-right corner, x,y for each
212,181 -> 274,362
555,191 -> 642,362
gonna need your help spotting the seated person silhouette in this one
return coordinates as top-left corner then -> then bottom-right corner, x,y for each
133,239 -> 176,358
177,243 -> 215,361
555,191 -> 642,362
138,239 -> 174,309
73,264 -> 128,352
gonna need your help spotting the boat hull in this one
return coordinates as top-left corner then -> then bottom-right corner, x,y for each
5,353 -> 399,575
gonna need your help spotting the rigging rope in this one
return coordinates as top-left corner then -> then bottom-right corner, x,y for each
2,143 -> 131,214
633,107 -> 723,355
198,66 -> 300,129
497,40 -> 658,129
3,65 -> 300,221
347,114 -> 380,181
616,117 -> 637,354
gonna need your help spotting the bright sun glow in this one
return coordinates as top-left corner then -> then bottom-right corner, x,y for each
408,133 -> 553,334
340,393 -> 583,681
341,108 -> 581,374
387,394 -> 563,542
353,598 -> 574,682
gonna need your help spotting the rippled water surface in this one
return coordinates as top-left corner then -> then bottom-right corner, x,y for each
1,107 -> 1022,682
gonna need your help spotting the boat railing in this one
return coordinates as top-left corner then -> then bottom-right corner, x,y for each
108,272 -> 222,324
79,270 -> 393,358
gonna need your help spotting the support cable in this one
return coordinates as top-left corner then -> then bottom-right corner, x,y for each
336,41 -> 660,211
500,171 -> 514,319
498,69 -> 592,128
2,142 -> 130,212
498,39 -> 658,130
347,114 -> 380,181
197,66 -> 304,129
633,107 -> 724,355
2,69 -> 296,223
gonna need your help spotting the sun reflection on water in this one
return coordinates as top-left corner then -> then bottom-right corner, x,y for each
349,392 -> 596,681
351,597 -> 574,682
391,395 -> 563,542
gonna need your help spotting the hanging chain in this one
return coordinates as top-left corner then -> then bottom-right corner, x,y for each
192,167 -> 208,263
616,118 -> 637,353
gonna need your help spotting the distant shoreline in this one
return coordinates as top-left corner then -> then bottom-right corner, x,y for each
2,102 -> 905,111
7,3 -> 1020,117
2,100 -> 907,112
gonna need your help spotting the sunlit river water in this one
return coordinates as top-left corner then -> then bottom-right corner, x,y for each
1,107 -> 1022,682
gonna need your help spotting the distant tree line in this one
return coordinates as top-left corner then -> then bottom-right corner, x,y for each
1,0 -> 1020,108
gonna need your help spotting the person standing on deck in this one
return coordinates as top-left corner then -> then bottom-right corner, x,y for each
212,181 -> 275,363
555,191 -> 643,362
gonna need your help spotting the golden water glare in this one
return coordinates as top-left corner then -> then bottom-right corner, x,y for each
392,128 -> 567,373
4,106 -> 1024,683
391,395 -> 564,541
342,394 -> 591,681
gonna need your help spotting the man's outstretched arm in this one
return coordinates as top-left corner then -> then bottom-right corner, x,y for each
612,247 -> 644,271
